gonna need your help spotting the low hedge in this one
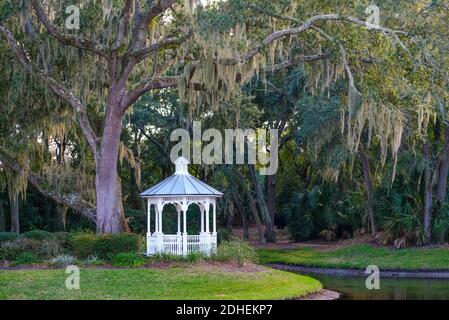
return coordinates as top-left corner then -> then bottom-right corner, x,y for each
0,238 -> 63,261
0,232 -> 19,243
70,232 -> 140,259
21,230 -> 56,241
69,233 -> 98,258
14,252 -> 41,265
111,252 -> 147,268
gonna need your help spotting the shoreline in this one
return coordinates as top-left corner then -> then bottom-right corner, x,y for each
268,263 -> 449,279
296,289 -> 340,300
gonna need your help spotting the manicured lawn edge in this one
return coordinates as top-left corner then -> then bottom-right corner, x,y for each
257,244 -> 449,271
0,264 -> 323,300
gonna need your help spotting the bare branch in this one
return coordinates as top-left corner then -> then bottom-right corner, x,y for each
128,0 -> 176,53
0,23 -> 99,157
123,76 -> 179,108
31,0 -> 109,59
238,13 -> 408,64
130,31 -> 192,61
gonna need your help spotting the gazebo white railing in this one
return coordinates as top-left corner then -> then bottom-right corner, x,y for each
140,157 -> 223,256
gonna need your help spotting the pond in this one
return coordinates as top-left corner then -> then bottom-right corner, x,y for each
308,273 -> 449,300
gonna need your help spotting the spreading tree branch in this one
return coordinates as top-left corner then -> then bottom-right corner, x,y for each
0,148 -> 96,223
31,0 -> 109,59
238,13 -> 408,64
112,0 -> 134,51
0,24 -> 99,157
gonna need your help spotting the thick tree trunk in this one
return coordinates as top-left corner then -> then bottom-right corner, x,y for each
10,194 -> 19,234
358,145 -> 377,235
436,124 -> 449,202
249,165 -> 276,242
95,109 -> 124,234
423,141 -> 433,244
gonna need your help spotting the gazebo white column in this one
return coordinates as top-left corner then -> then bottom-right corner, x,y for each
205,200 -> 210,233
147,200 -> 151,234
213,200 -> 217,234
176,205 -> 181,234
146,200 -> 151,255
200,203 -> 205,234
157,202 -> 163,234
182,199 -> 188,256
154,204 -> 159,233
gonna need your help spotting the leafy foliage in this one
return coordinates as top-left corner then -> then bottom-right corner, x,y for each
213,240 -> 258,264
111,252 -> 147,268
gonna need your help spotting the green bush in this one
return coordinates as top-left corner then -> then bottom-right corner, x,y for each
185,251 -> 207,263
217,228 -> 232,244
69,232 -> 98,258
0,238 -> 63,261
111,252 -> 147,268
94,233 -> 140,260
213,240 -> 258,264
53,232 -> 70,247
69,232 -> 140,259
14,252 -> 41,265
0,232 -> 19,243
21,230 -> 55,241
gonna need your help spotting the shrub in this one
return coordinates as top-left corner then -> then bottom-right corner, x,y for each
0,238 -> 63,261
69,232 -> 98,258
94,233 -> 140,260
14,252 -> 41,265
53,232 -> 70,248
217,228 -> 232,244
0,232 -> 19,243
69,232 -> 140,259
21,230 -> 55,241
185,251 -> 207,263
111,252 -> 147,268
49,254 -> 77,266
83,255 -> 106,266
213,240 -> 258,264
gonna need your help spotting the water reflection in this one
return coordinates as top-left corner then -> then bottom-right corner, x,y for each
306,274 -> 449,300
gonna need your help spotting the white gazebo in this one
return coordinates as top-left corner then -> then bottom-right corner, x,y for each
140,157 -> 223,256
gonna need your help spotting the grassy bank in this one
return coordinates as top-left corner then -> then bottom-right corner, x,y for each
258,244 -> 449,271
0,264 -> 321,300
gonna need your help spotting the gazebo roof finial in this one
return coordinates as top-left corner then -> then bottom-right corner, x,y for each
174,156 -> 189,174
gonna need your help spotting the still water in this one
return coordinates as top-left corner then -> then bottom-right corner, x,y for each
309,273 -> 449,300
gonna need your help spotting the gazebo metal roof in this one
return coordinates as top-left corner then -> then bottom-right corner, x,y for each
140,157 -> 223,197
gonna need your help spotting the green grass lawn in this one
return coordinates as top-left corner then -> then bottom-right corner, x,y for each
0,265 -> 321,300
258,244 -> 449,270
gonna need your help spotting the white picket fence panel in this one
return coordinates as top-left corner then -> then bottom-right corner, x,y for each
147,234 -> 216,256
